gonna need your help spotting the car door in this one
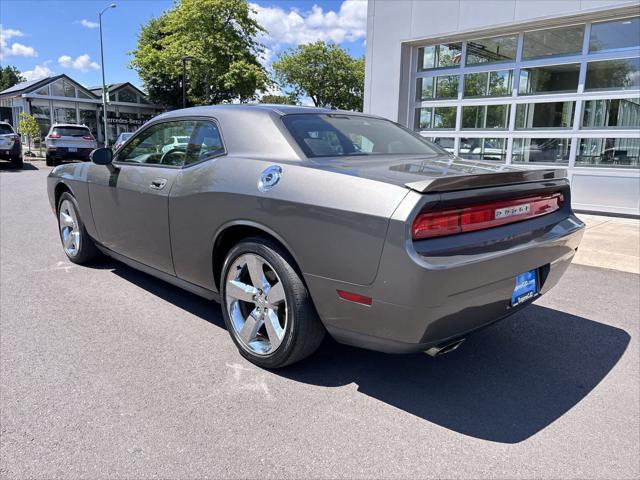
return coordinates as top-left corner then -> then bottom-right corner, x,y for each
88,119 -> 197,274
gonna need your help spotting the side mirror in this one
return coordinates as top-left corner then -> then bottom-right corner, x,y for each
90,147 -> 113,165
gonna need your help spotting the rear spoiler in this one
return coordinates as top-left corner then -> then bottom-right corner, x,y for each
405,168 -> 567,193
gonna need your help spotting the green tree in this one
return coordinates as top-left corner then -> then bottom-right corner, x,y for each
272,41 -> 365,111
0,65 -> 24,92
18,112 -> 40,156
259,93 -> 297,105
130,0 -> 269,108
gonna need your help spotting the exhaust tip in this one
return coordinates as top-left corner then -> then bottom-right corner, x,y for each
425,338 -> 465,357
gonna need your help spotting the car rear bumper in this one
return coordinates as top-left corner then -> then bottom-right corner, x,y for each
305,197 -> 585,354
0,143 -> 21,159
47,147 -> 93,160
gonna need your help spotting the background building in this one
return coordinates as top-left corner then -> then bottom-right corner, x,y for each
0,74 -> 163,145
364,0 -> 640,215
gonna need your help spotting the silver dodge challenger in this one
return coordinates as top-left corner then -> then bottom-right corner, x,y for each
47,105 -> 585,368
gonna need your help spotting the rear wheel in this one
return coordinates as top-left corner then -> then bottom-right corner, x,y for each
220,237 -> 325,368
57,192 -> 99,264
11,154 -> 23,169
45,155 -> 53,167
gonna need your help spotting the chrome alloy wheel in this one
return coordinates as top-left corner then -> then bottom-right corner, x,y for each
225,253 -> 287,355
58,199 -> 81,257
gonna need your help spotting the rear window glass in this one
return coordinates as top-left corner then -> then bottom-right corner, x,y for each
53,126 -> 91,137
281,114 -> 442,158
0,124 -> 14,134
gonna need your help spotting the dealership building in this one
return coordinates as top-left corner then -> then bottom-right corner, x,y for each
0,74 -> 163,146
364,0 -> 640,215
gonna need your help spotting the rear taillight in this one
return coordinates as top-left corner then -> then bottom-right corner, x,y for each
82,135 -> 94,141
48,132 -> 61,139
412,193 -> 564,240
7,134 -> 19,144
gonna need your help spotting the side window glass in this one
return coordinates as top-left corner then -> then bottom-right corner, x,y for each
185,121 -> 225,165
118,120 -> 196,166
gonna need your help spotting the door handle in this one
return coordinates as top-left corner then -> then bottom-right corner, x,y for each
150,178 -> 168,190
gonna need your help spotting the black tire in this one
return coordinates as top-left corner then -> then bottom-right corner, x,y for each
220,236 -> 325,368
57,192 -> 99,265
45,155 -> 53,167
11,155 -> 23,169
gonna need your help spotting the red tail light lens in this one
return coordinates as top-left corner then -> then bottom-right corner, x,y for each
337,290 -> 373,306
82,135 -> 94,141
412,193 -> 564,240
48,132 -> 61,139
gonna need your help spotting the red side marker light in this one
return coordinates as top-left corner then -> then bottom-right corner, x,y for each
337,290 -> 372,306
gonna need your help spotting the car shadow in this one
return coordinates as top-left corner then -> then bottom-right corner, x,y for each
104,259 -> 630,444
0,162 -> 39,172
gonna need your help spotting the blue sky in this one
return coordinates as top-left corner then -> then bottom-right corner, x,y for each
0,0 -> 367,89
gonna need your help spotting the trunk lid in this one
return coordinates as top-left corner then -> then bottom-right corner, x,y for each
309,154 -> 566,193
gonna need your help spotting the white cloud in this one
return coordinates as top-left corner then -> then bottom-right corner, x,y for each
0,25 -> 37,59
22,61 -> 54,81
58,54 -> 100,72
80,19 -> 99,29
249,0 -> 367,46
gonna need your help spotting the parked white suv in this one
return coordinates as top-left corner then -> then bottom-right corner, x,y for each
0,122 -> 23,169
45,124 -> 97,166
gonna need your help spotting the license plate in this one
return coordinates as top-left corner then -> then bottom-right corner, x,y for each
68,147 -> 77,152
511,269 -> 538,307
495,204 -> 530,219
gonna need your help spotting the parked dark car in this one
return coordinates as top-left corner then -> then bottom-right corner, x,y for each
47,105 -> 585,368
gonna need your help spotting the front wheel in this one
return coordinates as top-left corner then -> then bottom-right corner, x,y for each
220,237 -> 325,368
57,192 -> 99,264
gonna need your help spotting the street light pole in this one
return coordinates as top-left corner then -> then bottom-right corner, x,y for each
99,3 -> 116,147
181,56 -> 193,109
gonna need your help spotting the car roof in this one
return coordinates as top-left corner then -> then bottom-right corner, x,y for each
155,103 -> 385,120
51,124 -> 90,129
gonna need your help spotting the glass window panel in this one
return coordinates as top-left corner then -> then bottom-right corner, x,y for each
426,137 -> 455,153
512,138 -> 571,164
576,137 -> 639,167
50,80 -> 64,97
34,86 -> 48,96
62,80 -> 75,98
77,90 -> 92,99
515,101 -> 574,128
139,96 -> 150,104
461,105 -> 510,129
435,75 -> 459,99
518,63 -> 580,94
459,138 -> 507,162
432,107 -> 457,128
79,106 -> 98,138
466,34 -> 518,65
523,25 -> 585,59
417,77 -> 434,100
30,102 -> 50,140
464,70 -> 512,97
589,17 -> 640,53
582,98 -> 640,128
118,88 -> 138,103
414,108 -> 433,130
585,57 -> 640,91
53,105 -> 77,123
418,43 -> 462,70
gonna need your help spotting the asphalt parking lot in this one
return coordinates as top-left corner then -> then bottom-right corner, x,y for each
1,162 -> 639,479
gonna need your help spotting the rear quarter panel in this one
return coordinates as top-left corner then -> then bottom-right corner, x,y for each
168,156 -> 409,290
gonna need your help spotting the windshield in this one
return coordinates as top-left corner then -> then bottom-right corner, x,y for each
53,126 -> 91,137
282,114 -> 443,158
